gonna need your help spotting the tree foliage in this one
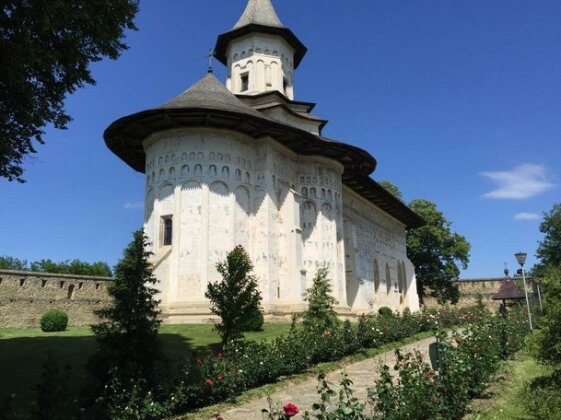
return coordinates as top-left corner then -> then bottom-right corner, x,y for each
302,267 -> 339,334
205,245 -> 264,344
0,0 -> 139,182
407,199 -> 470,304
90,230 -> 161,389
0,256 -> 27,271
537,203 -> 561,269
379,181 -> 470,304
532,203 -> 561,368
534,265 -> 561,368
378,180 -> 404,202
0,255 -> 112,276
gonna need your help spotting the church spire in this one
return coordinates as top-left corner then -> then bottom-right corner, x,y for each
233,0 -> 284,29
214,0 -> 307,99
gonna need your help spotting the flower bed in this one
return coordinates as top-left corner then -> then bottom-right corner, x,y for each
103,306 -> 486,418
263,308 -> 529,419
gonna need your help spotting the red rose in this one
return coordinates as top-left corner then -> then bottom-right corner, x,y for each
205,378 -> 213,386
283,403 -> 299,417
197,359 -> 204,365
216,374 -> 223,381
217,352 -> 223,359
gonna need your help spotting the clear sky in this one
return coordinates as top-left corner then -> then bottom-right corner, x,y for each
2,0 -> 560,278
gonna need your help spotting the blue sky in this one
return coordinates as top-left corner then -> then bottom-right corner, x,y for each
1,0 -> 560,278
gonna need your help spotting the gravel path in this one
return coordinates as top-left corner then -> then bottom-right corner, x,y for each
204,336 -> 437,419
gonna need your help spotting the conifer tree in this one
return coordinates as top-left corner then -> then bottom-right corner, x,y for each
302,267 -> 339,334
89,230 -> 161,389
205,245 -> 263,344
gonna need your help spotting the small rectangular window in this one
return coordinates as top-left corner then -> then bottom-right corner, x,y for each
240,73 -> 249,91
161,216 -> 173,246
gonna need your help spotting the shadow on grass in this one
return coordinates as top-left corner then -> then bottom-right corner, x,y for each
0,333 -> 203,419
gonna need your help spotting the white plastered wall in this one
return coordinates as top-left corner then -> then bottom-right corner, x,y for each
342,186 -> 420,314
142,127 -> 349,321
225,34 -> 295,99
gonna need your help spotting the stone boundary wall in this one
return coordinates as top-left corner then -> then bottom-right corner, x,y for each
423,277 -> 539,309
0,270 -> 113,328
423,278 -> 504,308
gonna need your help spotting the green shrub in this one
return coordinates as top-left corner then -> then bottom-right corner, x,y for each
40,310 -> 68,332
534,266 -> 561,368
302,267 -> 339,335
377,306 -> 393,317
525,372 -> 561,420
243,307 -> 264,332
205,245 -> 264,344
370,309 -> 529,420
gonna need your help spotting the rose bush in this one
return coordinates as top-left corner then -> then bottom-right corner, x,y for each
263,308 -> 529,420
101,305 -> 488,419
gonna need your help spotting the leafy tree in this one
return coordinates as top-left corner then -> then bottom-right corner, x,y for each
205,245 -> 264,344
407,199 -> 470,304
0,255 -> 112,276
30,258 -> 112,277
0,0 -> 139,182
380,181 -> 470,304
302,267 -> 339,334
537,203 -> 561,269
89,230 -> 161,389
378,180 -> 404,202
534,265 -> 561,368
0,255 -> 28,270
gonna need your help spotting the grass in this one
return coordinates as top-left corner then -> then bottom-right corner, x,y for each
0,323 -> 291,419
464,350 -> 553,420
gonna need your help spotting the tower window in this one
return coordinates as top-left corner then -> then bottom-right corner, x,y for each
240,73 -> 249,91
283,77 -> 288,95
161,216 -> 173,246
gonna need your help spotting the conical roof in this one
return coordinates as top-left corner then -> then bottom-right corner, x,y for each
492,278 -> 526,301
233,0 -> 284,29
214,0 -> 307,68
158,73 -> 262,118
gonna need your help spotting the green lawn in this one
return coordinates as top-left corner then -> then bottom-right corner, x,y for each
0,323 -> 291,418
464,351 -> 553,420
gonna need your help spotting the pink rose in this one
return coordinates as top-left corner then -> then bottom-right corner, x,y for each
283,403 -> 299,417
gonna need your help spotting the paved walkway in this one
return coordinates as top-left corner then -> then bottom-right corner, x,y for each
208,336 -> 437,419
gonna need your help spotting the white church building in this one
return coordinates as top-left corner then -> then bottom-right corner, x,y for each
104,0 -> 424,323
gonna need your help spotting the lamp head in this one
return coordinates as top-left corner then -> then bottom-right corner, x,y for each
515,252 -> 527,267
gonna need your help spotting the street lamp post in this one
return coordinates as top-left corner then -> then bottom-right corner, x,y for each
515,252 -> 533,331
534,279 -> 544,312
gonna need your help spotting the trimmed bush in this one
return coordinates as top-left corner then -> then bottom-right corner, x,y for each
378,306 -> 394,317
40,310 -> 68,332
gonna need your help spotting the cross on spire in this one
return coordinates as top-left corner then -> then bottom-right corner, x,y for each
207,49 -> 214,74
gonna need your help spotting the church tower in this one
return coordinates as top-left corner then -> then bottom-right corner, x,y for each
214,0 -> 307,99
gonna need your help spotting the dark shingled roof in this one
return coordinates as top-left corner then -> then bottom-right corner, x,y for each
159,73 -> 263,118
214,0 -> 307,69
233,0 -> 283,29
104,73 -> 424,228
492,279 -> 526,301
